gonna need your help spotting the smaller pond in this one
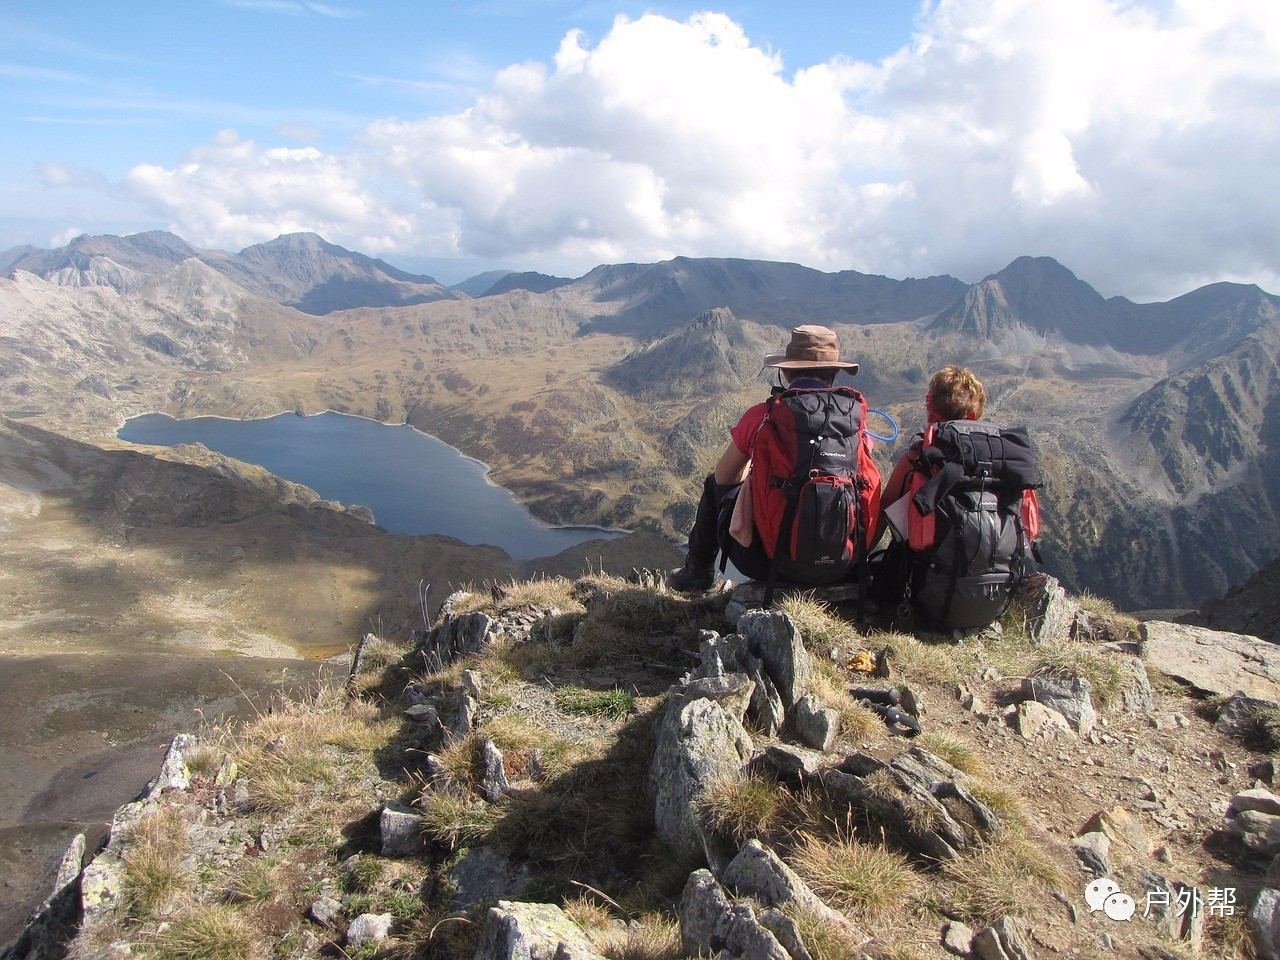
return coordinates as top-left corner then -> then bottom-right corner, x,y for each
117,411 -> 625,562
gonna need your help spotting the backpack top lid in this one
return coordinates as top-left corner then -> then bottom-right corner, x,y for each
911,420 -> 1040,516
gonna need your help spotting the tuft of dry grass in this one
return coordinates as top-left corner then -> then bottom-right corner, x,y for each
554,685 -> 635,720
1031,647 -> 1128,708
1234,703 -> 1280,753
151,904 -> 264,960
872,631 -> 964,686
122,807 -> 192,920
918,731 -> 990,779
810,660 -> 883,743
562,895 -> 616,936
183,742 -> 223,778
220,856 -> 287,906
359,634 -> 408,674
436,734 -> 483,790
699,774 -> 786,845
497,577 -> 585,613
779,594 -> 850,650
967,781 -> 1031,831
787,905 -> 866,960
436,589 -> 492,617
417,790 -> 499,850
788,834 -> 922,920
596,912 -> 682,960
238,748 -> 332,815
942,838 -> 1066,924
1074,591 -> 1140,640
1205,898 -> 1257,960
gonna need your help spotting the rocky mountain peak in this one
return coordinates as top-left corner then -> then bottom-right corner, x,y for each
929,255 -> 1111,343
604,306 -> 773,399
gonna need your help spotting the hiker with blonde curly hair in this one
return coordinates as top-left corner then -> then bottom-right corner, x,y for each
878,364 -> 987,532
875,363 -> 1042,631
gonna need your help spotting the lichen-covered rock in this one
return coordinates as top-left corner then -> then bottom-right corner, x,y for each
1014,700 -> 1073,739
650,695 -> 753,861
380,802 -> 421,857
792,693 -> 839,752
1233,789 -> 1280,817
671,674 -> 757,725
2,834 -> 86,960
450,846 -> 533,909
1016,574 -> 1085,645
309,895 -> 343,929
474,901 -> 605,960
346,913 -> 392,946
760,743 -> 829,783
722,840 -> 852,932
1081,805 -> 1152,857
1022,674 -> 1096,735
943,921 -> 976,957
442,691 -> 478,746
739,611 -> 813,711
1141,621 -> 1280,700
759,908 -> 814,960
678,870 -> 789,960
1218,692 -> 1280,740
146,734 -> 195,798
1250,888 -> 1280,960
1117,657 -> 1154,713
973,917 -> 1032,960
696,632 -> 784,735
1071,831 -> 1112,877
80,800 -> 154,932
480,738 -> 510,803
823,748 -> 1001,861
434,609 -> 497,662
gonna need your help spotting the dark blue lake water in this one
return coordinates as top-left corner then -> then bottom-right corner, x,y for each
117,412 -> 625,561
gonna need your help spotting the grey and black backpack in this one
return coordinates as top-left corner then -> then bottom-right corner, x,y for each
893,420 -> 1042,630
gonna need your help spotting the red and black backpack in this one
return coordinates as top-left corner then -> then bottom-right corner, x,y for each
748,386 -> 882,590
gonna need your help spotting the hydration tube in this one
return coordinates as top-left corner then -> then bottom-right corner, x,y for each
866,409 -> 899,443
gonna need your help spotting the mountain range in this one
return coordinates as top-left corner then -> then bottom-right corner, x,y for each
3,230 -> 1278,611
3,231 -> 461,315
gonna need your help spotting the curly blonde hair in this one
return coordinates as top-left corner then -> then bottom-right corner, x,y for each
927,365 -> 986,421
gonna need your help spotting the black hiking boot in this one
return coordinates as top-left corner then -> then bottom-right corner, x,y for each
668,560 -> 715,592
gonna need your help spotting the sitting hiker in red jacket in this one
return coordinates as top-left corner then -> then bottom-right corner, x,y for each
669,325 -> 880,591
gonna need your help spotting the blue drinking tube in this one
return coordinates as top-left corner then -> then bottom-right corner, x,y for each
866,409 -> 899,443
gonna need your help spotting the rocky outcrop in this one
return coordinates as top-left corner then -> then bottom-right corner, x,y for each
1021,674 -> 1097,735
722,841 -> 853,932
475,901 -> 605,960
679,870 -> 790,960
1226,788 -> 1280,855
1141,621 -> 1280,699
686,613 -> 818,740
1,836 -> 85,960
823,748 -> 1002,861
649,696 -> 754,864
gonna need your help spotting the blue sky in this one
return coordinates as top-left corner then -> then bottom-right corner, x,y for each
3,2 -> 1278,299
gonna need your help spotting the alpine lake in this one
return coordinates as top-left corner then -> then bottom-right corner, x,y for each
117,410 -> 626,560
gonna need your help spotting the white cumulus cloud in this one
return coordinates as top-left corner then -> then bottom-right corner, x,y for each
119,1 -> 1280,299
124,129 -> 415,253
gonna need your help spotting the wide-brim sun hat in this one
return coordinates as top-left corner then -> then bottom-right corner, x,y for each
762,324 -> 859,374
